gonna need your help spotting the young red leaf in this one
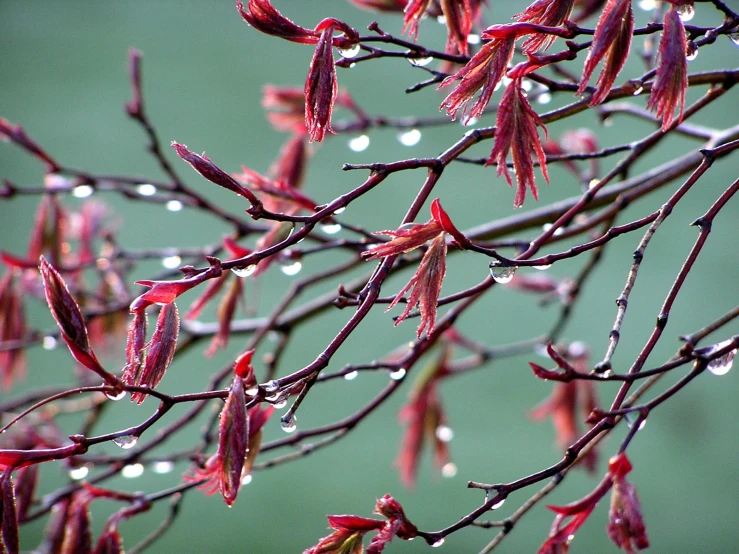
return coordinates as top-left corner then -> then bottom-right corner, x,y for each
305,25 -> 338,143
204,275 -> 243,357
39,257 -> 118,386
129,303 -> 179,404
122,309 -> 148,393
439,35 -> 515,124
1,471 -> 19,554
514,0 -> 576,53
403,0 -> 433,40
0,118 -> 60,171
487,75 -> 549,208
441,0 -> 473,55
0,270 -> 26,390
237,0 -> 318,44
646,6 -> 688,131
607,454 -> 649,552
576,0 -> 634,105
60,492 -> 93,554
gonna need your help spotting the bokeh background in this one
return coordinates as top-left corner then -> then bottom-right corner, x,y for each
1,1 -> 737,553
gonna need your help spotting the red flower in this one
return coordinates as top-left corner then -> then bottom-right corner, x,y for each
39,257 -> 118,386
363,199 -> 464,337
0,270 -> 26,390
396,345 -> 453,487
125,303 -> 180,404
439,31 -> 516,124
607,454 -> 649,553
576,0 -> 634,106
514,0 -> 576,53
646,6 -> 688,131
487,71 -> 549,208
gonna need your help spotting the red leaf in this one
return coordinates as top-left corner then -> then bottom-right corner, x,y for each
236,0 -> 318,44
305,26 -> 338,142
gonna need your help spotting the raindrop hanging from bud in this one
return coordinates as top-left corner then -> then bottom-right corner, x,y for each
676,3 -> 695,22
263,380 -> 280,393
105,389 -> 127,401
729,33 -> 739,48
431,537 -> 445,547
232,264 -> 257,278
707,347 -> 735,376
338,43 -> 361,58
686,43 -> 698,61
113,435 -> 139,449
280,413 -> 297,433
408,55 -> 433,67
72,185 -> 94,198
344,370 -> 358,381
489,261 -> 517,284
320,222 -> 342,234
490,497 -> 506,510
136,184 -> 157,196
632,86 -> 644,96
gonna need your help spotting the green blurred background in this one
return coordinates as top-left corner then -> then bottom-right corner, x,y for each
1,1 -> 737,552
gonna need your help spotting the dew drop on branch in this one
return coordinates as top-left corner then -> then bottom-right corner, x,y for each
72,185 -> 94,198
105,390 -> 127,401
730,33 -> 739,48
707,347 -> 735,376
263,380 -> 280,393
320,222 -> 342,235
113,435 -> 139,449
280,260 -> 302,276
490,497 -> 506,510
136,184 -> 157,196
389,368 -> 406,381
69,466 -> 89,480
232,264 -> 257,278
280,413 -> 297,433
489,261 -> 517,284
166,200 -> 183,212
241,474 -> 253,485
686,44 -> 698,61
408,56 -> 433,67
344,370 -> 358,381
431,538 -> 445,547
337,43 -> 361,59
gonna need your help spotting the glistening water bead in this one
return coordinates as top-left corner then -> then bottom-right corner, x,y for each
122,463 -> 145,478
231,264 -> 257,277
489,261 -> 517,284
280,413 -> 297,433
348,134 -> 370,152
676,3 -> 695,21
105,390 -> 127,401
398,129 -> 421,146
338,43 -> 361,59
113,435 -> 139,449
280,260 -> 302,276
408,55 -> 433,67
389,368 -> 406,380
707,347 -> 736,376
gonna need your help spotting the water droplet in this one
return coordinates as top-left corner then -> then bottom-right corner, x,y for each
533,263 -> 552,271
603,117 -> 614,127
136,184 -> 157,196
162,255 -> 181,269
625,412 -> 647,430
389,368 -> 406,381
166,200 -> 183,212
72,185 -> 94,198
69,466 -> 89,480
490,497 -> 506,510
320,222 -> 342,234
542,223 -> 564,236
333,207 -> 346,215
431,537 -> 445,548
245,386 -> 259,397
463,116 -> 479,126
589,178 -> 601,190
344,370 -> 359,381
632,86 -> 644,96
274,397 -> 288,409
567,534 -> 576,542
338,42 -> 361,58
152,460 -> 174,474
521,79 -> 533,92
232,264 -> 257,278
537,92 -> 552,105
122,463 -> 145,478
686,43 -> 698,61
676,3 -> 695,22
280,260 -> 302,276
435,425 -> 454,443
263,380 -> 280,393
729,33 -> 739,48
408,55 -> 433,67
707,347 -> 735,376
280,413 -> 297,433
436,15 -> 446,24
489,261 -> 517,284
43,336 -> 58,350
467,33 -> 480,45
348,135 -> 370,152
441,462 -> 457,478
105,390 -> 127,401
113,435 -> 139,449
398,129 -> 421,147
241,474 -> 253,485
638,0 -> 657,10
